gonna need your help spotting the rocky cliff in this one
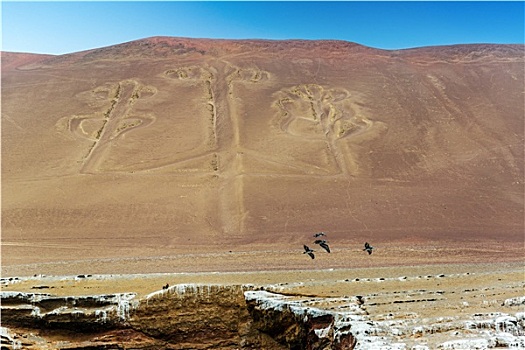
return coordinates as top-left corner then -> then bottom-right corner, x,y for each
1,283 -> 524,349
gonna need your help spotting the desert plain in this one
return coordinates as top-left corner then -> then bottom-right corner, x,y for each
1,37 -> 524,348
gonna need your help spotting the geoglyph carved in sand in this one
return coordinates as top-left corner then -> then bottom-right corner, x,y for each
57,79 -> 156,173
57,63 -> 385,180
273,84 -> 387,175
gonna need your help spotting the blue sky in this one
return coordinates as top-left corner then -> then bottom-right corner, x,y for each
2,1 -> 524,55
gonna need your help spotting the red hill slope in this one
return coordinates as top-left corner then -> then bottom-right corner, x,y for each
2,37 -> 523,274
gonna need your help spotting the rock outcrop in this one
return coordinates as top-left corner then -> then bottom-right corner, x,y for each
0,285 -> 285,349
245,290 -> 364,349
1,291 -> 137,331
1,284 -> 524,349
132,284 -> 284,349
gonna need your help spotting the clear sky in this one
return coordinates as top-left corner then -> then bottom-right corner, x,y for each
2,1 -> 524,55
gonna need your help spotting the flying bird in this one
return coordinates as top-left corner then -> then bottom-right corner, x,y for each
363,242 -> 374,255
313,232 -> 326,238
303,245 -> 315,259
314,239 -> 330,253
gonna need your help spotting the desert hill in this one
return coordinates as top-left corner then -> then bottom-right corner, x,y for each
2,37 -> 523,275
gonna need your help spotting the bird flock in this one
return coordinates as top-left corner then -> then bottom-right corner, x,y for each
303,232 -> 374,259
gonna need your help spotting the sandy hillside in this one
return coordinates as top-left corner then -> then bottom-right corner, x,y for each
1,38 -> 523,276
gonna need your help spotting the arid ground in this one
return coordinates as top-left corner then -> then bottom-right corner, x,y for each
1,262 -> 523,348
1,38 -> 523,283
